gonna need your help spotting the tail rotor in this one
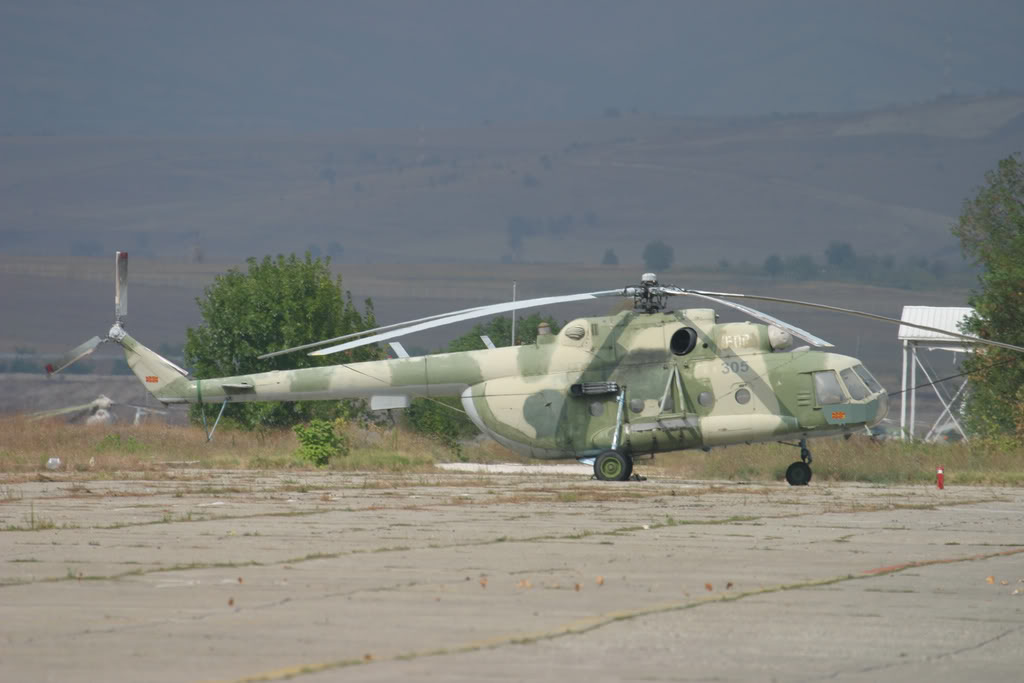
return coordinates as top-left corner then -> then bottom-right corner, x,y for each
47,251 -> 129,376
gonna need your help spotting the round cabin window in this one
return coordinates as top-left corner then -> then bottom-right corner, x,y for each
734,388 -> 751,405
670,327 -> 698,356
629,398 -> 645,413
698,391 -> 714,407
589,402 -> 605,417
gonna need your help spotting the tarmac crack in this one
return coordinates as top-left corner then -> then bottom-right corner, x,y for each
211,546 -> 1024,683
0,513 -> 766,587
820,625 -> 1024,680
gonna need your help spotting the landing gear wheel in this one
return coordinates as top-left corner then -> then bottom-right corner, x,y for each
595,451 -> 632,482
785,461 -> 812,486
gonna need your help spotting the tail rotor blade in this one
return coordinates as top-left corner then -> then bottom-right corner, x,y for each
115,251 -> 128,320
46,336 -> 103,376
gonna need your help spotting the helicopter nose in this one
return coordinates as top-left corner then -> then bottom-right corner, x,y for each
867,392 -> 888,427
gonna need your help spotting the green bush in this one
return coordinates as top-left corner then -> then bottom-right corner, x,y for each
405,398 -> 470,458
94,433 -> 148,454
293,419 -> 349,467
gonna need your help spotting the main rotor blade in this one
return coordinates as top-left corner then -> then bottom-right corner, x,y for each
310,290 -> 624,356
662,288 -> 833,348
673,288 -> 1024,355
258,306 -> 494,359
46,336 -> 104,375
30,402 -> 99,420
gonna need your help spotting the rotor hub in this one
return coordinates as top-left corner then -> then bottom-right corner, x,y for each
631,274 -> 668,314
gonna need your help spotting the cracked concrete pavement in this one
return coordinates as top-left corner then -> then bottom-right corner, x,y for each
1,470 -> 1022,682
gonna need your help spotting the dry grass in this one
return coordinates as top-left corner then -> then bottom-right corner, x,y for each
655,435 -> 1024,486
0,416 -> 450,476
3,417 -> 1023,485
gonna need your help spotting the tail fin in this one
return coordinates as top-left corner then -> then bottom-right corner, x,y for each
119,333 -> 193,403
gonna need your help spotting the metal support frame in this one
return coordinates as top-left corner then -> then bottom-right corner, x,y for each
201,399 -> 229,442
900,339 -> 971,442
923,379 -> 970,442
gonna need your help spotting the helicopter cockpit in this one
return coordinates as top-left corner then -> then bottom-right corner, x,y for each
812,362 -> 888,428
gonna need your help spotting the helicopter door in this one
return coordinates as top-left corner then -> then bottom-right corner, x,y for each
622,367 -> 700,453
566,380 -> 621,453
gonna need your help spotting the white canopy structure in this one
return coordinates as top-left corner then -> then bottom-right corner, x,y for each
898,306 -> 976,441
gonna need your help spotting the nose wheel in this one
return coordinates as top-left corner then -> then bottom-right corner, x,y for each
785,441 -> 813,486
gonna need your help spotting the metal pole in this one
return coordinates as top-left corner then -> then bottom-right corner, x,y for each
909,343 -> 917,441
900,340 -> 908,440
510,280 -> 517,346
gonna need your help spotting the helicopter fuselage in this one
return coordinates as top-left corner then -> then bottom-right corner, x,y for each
128,308 -> 888,460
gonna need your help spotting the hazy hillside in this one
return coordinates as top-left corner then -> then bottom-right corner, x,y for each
2,96 -> 1023,268
3,2 -> 1023,134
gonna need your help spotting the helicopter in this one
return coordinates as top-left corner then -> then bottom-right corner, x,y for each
49,253 -> 1024,484
29,394 -> 168,426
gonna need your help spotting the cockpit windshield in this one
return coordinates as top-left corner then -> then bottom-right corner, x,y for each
839,367 -> 870,400
852,365 -> 883,394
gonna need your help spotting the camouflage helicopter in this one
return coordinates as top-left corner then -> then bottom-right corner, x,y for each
51,253 -> 1024,484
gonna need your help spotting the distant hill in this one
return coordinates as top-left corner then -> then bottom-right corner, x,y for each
1,95 -> 1023,268
3,3 -> 1023,134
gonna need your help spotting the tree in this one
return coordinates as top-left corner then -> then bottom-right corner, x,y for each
601,248 -> 619,266
825,241 -> 857,269
763,254 -> 784,277
785,254 -> 818,281
184,253 -> 380,430
951,154 -> 1024,438
642,240 -> 674,272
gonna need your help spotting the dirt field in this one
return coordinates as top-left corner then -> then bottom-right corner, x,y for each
1,469 -> 1021,682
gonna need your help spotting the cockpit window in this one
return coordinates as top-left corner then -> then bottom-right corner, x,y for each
839,368 -> 870,400
853,365 -> 883,394
812,370 -> 845,405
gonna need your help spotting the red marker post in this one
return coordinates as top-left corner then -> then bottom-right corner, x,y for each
937,465 -> 944,490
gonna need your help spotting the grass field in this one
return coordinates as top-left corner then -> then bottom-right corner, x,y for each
2,417 -> 1020,487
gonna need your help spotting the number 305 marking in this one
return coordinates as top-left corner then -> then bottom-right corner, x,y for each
721,361 -> 749,374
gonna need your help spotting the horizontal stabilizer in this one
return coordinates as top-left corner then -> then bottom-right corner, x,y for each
370,395 -> 410,410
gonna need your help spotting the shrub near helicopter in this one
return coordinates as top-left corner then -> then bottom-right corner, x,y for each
50,253 -> 1024,484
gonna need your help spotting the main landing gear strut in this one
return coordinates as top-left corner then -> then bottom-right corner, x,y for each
784,439 -> 813,486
